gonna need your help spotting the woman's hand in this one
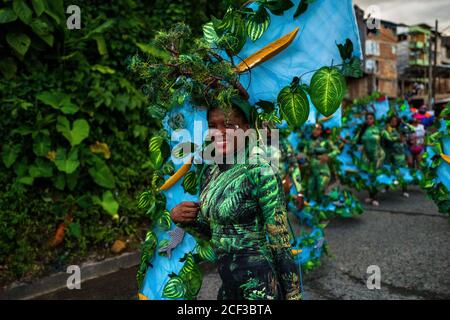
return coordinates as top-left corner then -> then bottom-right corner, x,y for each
170,202 -> 200,224
318,154 -> 329,164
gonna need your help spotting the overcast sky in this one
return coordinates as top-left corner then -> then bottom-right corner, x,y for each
353,0 -> 450,34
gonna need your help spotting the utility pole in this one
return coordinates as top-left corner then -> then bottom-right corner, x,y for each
432,20 -> 439,109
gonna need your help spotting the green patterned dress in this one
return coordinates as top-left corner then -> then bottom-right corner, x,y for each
299,137 -> 339,202
179,155 -> 301,300
381,126 -> 407,167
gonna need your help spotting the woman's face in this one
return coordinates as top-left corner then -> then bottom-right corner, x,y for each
312,125 -> 323,138
389,117 -> 398,127
207,107 -> 250,156
366,114 -> 375,126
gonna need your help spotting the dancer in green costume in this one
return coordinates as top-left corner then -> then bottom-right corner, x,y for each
382,115 -> 410,198
171,105 -> 301,300
356,112 -> 385,206
298,123 -> 339,202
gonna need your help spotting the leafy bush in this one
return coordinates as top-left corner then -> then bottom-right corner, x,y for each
0,0 -> 230,284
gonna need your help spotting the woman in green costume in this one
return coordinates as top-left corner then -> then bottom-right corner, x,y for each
356,112 -> 385,206
170,105 -> 301,300
381,115 -> 410,198
298,123 -> 339,202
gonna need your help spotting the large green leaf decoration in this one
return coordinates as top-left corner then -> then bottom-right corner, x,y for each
162,276 -> 187,299
277,85 -> 310,128
179,253 -> 196,276
180,264 -> 203,299
171,142 -> 198,159
182,171 -> 198,195
246,7 -> 270,42
149,136 -> 164,170
56,116 -> 90,147
309,67 -> 346,117
88,158 -> 116,189
202,22 -> 219,44
264,0 -> 295,16
157,210 -> 171,231
138,191 -> 154,210
54,147 -> 80,174
197,243 -> 216,262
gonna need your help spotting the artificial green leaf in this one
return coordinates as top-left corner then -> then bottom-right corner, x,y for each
138,191 -> 154,210
171,142 -> 198,159
182,171 -> 198,195
203,23 -> 218,44
0,8 -> 18,23
149,136 -> 164,170
54,147 -> 80,174
180,264 -> 202,299
264,0 -> 295,16
337,38 -> 354,61
162,276 -> 186,299
56,116 -> 90,146
13,0 -> 33,25
157,210 -> 171,231
246,7 -> 270,42
309,67 -> 346,117
33,134 -> 51,157
277,85 -> 310,128
294,0 -> 308,18
197,243 -> 216,262
341,57 -> 363,78
6,32 -> 31,56
2,144 -> 21,168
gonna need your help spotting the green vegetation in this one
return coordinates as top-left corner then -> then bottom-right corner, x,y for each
0,0 -> 235,285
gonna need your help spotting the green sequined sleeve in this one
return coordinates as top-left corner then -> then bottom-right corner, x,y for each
327,140 -> 340,159
249,164 -> 301,300
382,129 -> 400,143
176,166 -> 212,241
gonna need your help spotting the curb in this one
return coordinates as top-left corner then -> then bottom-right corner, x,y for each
0,251 -> 141,300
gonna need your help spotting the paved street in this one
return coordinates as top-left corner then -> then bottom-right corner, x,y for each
35,186 -> 450,300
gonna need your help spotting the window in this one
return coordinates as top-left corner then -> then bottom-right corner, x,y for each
366,40 -> 380,56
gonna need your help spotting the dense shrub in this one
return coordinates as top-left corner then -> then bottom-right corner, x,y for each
0,0 -> 235,284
